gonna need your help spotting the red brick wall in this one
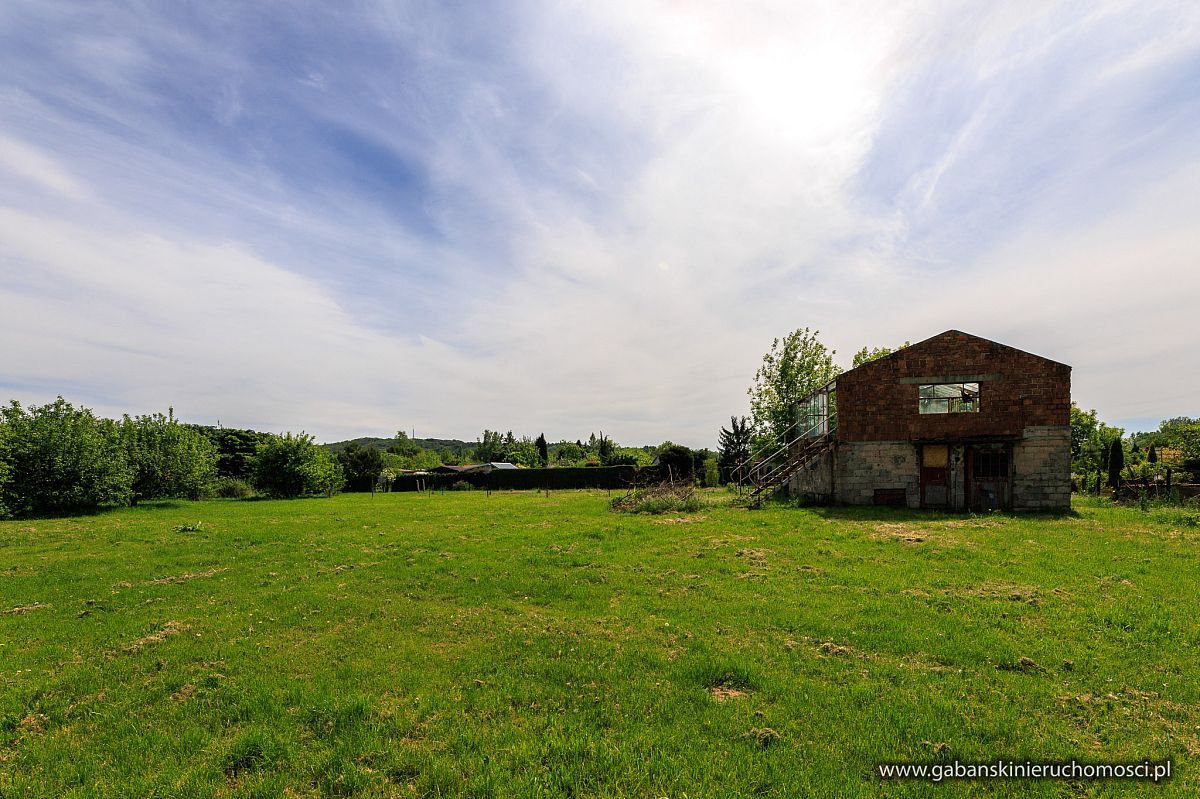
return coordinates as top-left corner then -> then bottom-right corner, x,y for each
836,331 -> 1071,442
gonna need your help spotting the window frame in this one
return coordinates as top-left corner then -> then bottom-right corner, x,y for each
917,382 -> 981,415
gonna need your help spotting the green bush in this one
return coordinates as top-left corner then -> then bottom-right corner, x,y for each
209,476 -> 256,499
252,433 -> 344,499
450,480 -> 472,491
618,495 -> 703,514
0,457 -> 10,520
336,443 -> 382,492
0,398 -> 132,518
120,410 -> 218,502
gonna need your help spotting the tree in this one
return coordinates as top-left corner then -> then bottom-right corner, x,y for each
1069,404 -> 1123,476
474,430 -> 507,463
1148,444 -> 1158,464
606,447 -> 649,467
195,426 -> 270,479
748,328 -> 840,441
120,410 -> 218,502
0,397 -> 132,518
596,432 -> 616,465
0,458 -> 10,520
554,440 -> 588,465
717,416 -> 752,484
1107,437 -> 1125,489
337,443 -> 383,492
1070,404 -> 1100,465
389,431 -> 421,459
535,433 -> 549,466
253,433 -> 343,499
656,443 -> 696,481
851,342 -> 910,368
302,449 -> 346,498
507,437 -> 542,468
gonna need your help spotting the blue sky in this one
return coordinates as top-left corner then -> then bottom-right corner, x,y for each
1,1 -> 1197,446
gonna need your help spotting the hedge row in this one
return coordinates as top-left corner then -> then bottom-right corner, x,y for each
389,465 -> 641,492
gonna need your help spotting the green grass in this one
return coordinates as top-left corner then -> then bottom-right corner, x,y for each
1,491 -> 1197,797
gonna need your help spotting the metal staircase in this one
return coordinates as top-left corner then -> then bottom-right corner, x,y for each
733,381 -> 837,508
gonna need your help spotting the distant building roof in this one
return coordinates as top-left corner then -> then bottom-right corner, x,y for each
463,462 -> 518,473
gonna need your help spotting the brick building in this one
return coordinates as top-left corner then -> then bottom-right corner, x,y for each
783,330 -> 1071,511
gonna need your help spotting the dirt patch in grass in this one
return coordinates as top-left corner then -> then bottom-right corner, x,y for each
709,686 -> 746,702
122,620 -> 187,653
12,713 -> 49,746
653,515 -> 707,525
871,523 -> 974,547
940,518 -> 1006,529
171,683 -> 196,702
3,602 -> 50,615
871,523 -> 928,543
707,535 -> 758,548
735,547 -> 769,563
947,581 -> 1057,605
17,713 -> 48,736
146,568 -> 227,585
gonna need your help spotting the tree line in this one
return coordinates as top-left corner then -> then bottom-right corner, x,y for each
1071,406 -> 1200,488
0,398 -> 344,518
334,431 -> 720,492
0,397 -> 727,518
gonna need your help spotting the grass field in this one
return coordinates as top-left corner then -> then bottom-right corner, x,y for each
2,490 -> 1197,797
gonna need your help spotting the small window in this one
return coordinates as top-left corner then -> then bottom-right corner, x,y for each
918,382 -> 980,414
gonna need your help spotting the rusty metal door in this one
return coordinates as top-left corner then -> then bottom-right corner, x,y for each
920,444 -> 950,508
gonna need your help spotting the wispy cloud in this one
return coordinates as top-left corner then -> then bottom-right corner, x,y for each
1,0 -> 1197,444
0,133 -> 92,200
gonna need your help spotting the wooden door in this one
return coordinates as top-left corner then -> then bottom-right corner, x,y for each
920,444 -> 950,508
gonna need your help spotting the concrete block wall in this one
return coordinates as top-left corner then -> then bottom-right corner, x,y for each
834,441 -> 920,507
1012,425 -> 1071,510
787,447 -> 834,500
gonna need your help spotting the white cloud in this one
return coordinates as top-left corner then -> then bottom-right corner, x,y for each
0,134 -> 92,201
1,0 -> 1197,445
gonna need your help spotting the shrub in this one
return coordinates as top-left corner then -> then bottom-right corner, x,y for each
450,480 -> 472,491
0,457 -> 10,520
301,449 -> 345,498
0,397 -> 132,517
209,476 -> 256,499
252,433 -> 344,499
336,443 -> 383,492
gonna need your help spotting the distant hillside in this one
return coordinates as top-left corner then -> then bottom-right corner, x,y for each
321,436 -> 474,454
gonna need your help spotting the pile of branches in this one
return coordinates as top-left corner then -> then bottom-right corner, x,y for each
610,480 -> 699,514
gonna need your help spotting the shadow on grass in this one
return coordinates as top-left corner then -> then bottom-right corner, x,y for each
757,500 -> 1080,523
9,498 -> 194,521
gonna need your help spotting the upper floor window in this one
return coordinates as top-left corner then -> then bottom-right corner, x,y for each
919,382 -> 980,414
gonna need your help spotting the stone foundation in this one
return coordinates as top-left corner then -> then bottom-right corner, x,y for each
786,425 -> 1071,511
